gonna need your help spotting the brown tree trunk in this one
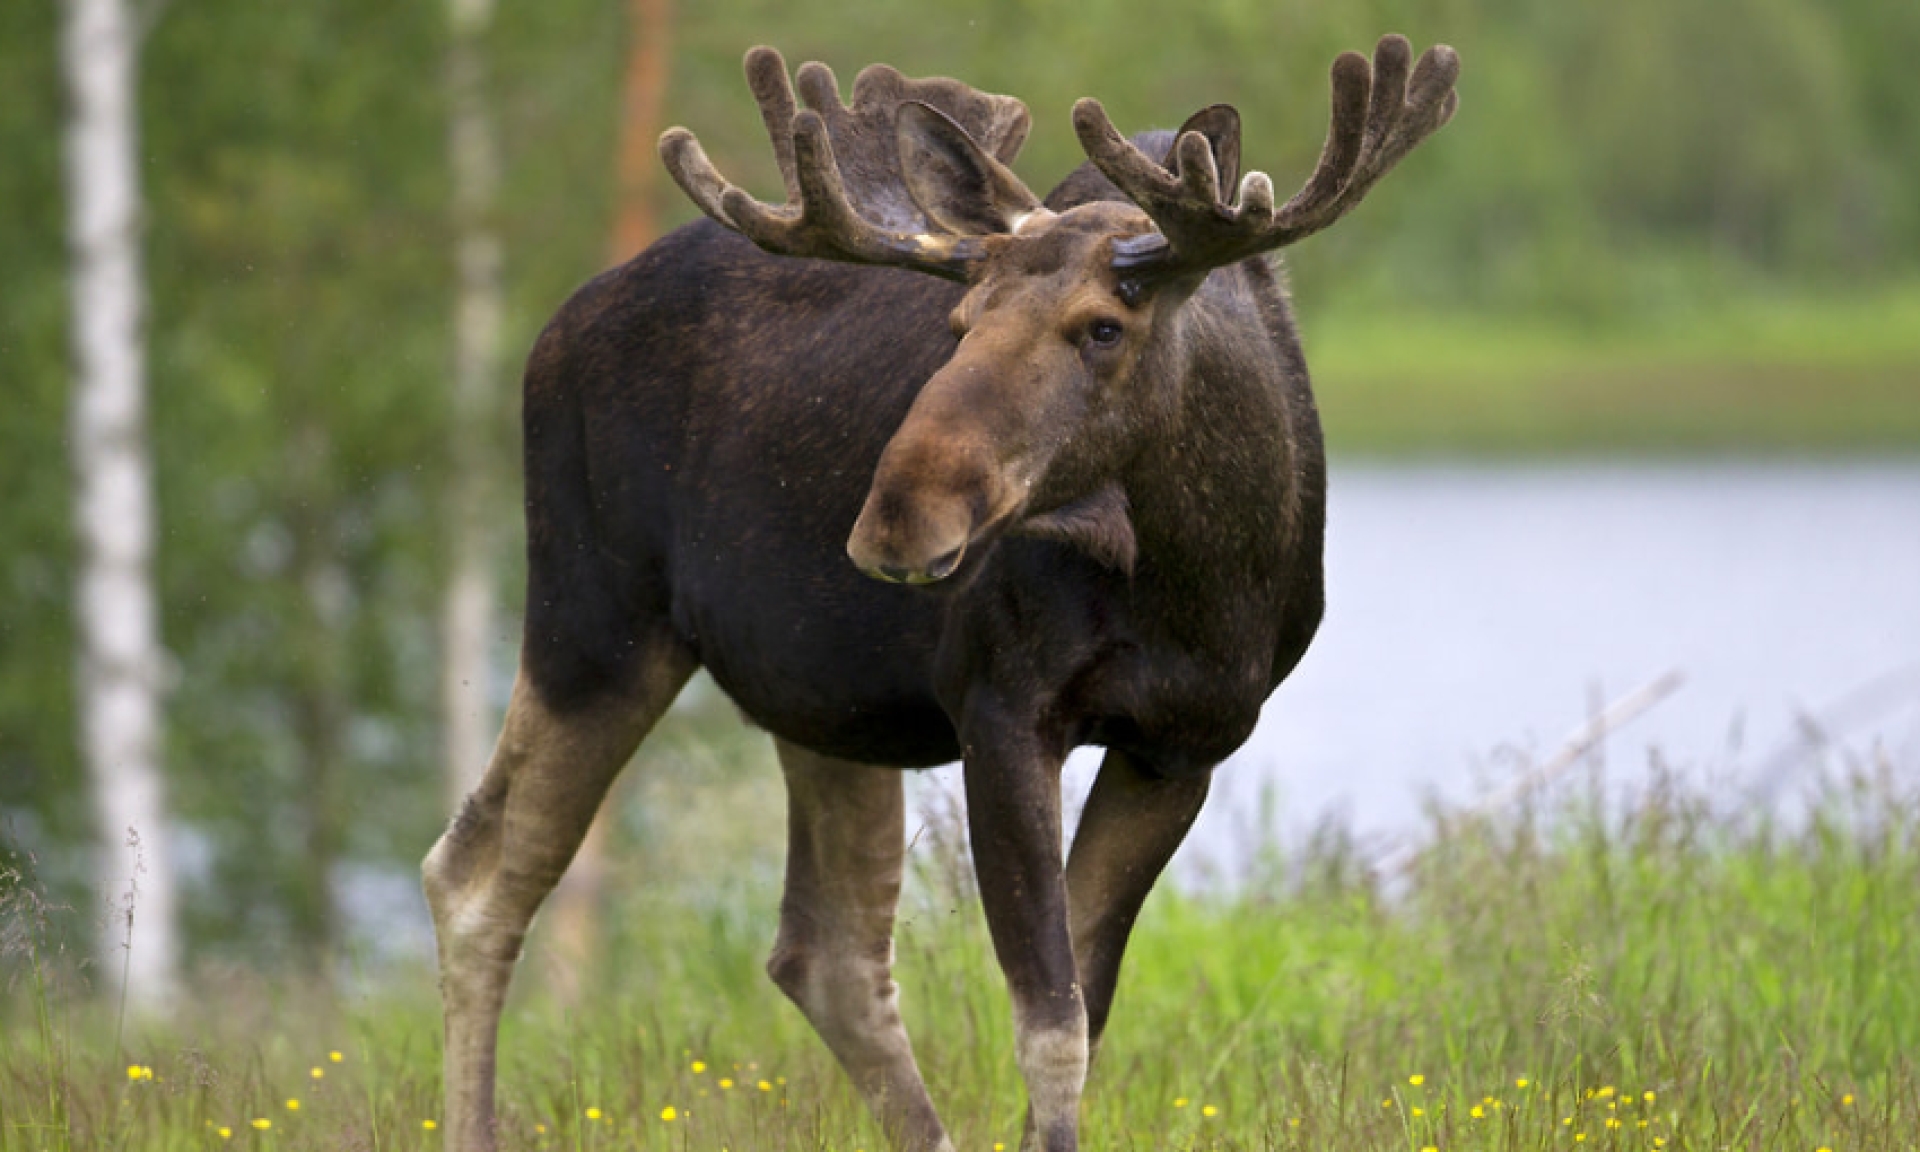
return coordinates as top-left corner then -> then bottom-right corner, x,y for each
608,0 -> 672,266
541,0 -> 672,1004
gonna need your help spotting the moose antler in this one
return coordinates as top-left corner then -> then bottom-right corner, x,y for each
659,48 -> 1035,281
1074,35 -> 1460,284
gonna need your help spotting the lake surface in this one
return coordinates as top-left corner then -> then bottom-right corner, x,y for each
912,460 -> 1920,873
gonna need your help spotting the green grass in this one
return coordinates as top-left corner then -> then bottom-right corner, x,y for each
1306,285 -> 1920,453
6,758 -> 1920,1150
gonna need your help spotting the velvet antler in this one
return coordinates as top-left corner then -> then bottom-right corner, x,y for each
1073,35 -> 1461,285
659,48 -> 1038,281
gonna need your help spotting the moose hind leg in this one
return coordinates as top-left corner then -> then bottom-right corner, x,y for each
768,739 -> 950,1152
422,643 -> 694,1152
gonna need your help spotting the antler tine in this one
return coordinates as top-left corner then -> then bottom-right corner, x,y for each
1275,36 -> 1459,235
1089,34 -> 1461,283
744,47 -> 802,201
658,47 -> 998,281
719,110 -> 983,274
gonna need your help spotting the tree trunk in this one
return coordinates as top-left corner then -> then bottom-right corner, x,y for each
540,0 -> 673,1003
443,0 -> 505,812
60,0 -> 179,1012
609,0 -> 672,265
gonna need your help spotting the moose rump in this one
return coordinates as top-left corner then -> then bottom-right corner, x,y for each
423,34 -> 1459,1152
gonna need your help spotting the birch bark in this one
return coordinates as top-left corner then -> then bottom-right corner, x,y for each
443,0 -> 504,810
61,0 -> 179,1010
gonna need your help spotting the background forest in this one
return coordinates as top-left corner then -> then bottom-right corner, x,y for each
4,0 -> 1920,990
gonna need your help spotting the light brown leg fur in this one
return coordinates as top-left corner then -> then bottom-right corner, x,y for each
1015,748 -> 1210,1152
422,648 -> 694,1152
768,739 -> 952,1152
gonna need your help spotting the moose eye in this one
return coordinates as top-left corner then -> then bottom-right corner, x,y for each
1086,319 -> 1124,348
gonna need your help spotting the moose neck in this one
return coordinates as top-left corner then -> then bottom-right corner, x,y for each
1118,264 -> 1320,609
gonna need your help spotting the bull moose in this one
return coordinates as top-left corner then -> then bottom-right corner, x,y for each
423,34 -> 1459,1152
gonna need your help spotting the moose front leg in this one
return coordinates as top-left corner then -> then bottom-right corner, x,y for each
1008,748 -> 1211,1152
1064,749 -> 1209,1055
960,700 -> 1087,1152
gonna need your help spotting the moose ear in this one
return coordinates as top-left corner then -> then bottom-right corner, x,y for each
897,101 -> 1044,236
1167,104 -> 1241,201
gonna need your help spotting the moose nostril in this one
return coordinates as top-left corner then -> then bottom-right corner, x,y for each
927,545 -> 965,580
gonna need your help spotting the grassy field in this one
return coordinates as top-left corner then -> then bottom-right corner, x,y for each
1306,286 -> 1920,453
6,752 -> 1919,1151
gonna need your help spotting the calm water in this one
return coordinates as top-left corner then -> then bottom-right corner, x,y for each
367,461 -> 1920,958
914,461 -> 1920,871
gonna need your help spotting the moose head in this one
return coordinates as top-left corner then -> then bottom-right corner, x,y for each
661,36 -> 1458,585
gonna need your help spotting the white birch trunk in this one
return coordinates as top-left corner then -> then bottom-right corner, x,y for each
443,0 -> 504,809
61,0 -> 179,1011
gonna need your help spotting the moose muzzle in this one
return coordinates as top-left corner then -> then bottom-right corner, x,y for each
847,434 -> 1013,585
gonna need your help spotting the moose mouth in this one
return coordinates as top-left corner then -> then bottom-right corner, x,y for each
860,541 -> 967,585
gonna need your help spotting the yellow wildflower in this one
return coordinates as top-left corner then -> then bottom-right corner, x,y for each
252,1119 -> 271,1131
1842,1095 -> 1855,1107
1413,1107 -> 1426,1117
1201,1105 -> 1218,1118
720,1078 -> 734,1090
217,1126 -> 231,1139
661,1105 -> 678,1122
310,1067 -> 324,1080
423,1119 -> 438,1131
1471,1105 -> 1485,1119
1173,1097 -> 1189,1109
329,1051 -> 343,1063
691,1060 -> 707,1074
1410,1074 -> 1425,1086
758,1080 -> 772,1092
286,1099 -> 300,1112
585,1107 -> 602,1121
1643,1090 -> 1655,1103
1516,1078 -> 1530,1089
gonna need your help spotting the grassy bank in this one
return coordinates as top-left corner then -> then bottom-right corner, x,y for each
1306,286 -> 1920,453
6,756 -> 1919,1150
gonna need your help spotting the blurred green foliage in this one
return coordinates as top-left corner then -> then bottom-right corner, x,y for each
1,0 -> 1917,968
